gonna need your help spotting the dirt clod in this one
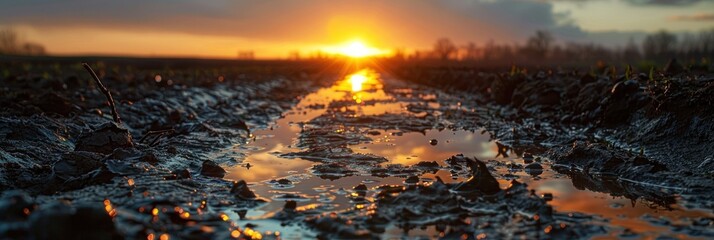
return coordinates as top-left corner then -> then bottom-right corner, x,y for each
200,160 -> 226,178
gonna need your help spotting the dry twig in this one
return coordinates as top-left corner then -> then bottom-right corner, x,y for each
82,63 -> 122,124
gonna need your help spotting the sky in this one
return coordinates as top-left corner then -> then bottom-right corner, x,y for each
1,0 -> 713,58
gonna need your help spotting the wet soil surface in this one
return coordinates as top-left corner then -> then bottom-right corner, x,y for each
1,62 -> 713,239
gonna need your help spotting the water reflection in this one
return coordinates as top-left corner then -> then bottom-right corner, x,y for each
352,129 -> 501,166
224,68 -> 713,239
348,71 -> 367,92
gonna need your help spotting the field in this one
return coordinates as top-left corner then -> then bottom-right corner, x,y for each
1,56 -> 713,239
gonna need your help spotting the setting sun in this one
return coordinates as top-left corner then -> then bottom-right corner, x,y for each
329,40 -> 385,58
3,1 -> 712,239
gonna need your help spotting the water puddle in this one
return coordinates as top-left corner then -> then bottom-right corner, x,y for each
225,68 -> 713,239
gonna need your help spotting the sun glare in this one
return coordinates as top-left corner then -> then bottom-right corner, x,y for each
349,73 -> 368,92
345,69 -> 379,92
331,40 -> 384,58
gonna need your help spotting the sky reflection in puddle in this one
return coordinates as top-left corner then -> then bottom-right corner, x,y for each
225,68 -> 713,239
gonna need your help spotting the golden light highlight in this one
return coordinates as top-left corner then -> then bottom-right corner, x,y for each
324,40 -> 386,58
344,69 -> 380,93
349,73 -> 368,92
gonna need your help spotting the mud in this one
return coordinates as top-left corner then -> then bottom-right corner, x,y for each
1,59 -> 713,239
394,62 -> 714,237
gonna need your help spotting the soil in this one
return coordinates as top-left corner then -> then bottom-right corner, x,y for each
1,58 -> 712,239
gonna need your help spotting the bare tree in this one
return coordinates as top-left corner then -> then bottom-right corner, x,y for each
623,37 -> 641,62
21,43 -> 46,55
0,29 -> 19,54
237,51 -> 255,60
642,30 -> 677,60
462,42 -> 479,60
433,38 -> 457,60
524,30 -> 554,58
698,28 -> 714,57
0,28 -> 46,55
391,48 -> 406,61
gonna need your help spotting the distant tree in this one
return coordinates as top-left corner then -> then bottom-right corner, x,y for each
288,51 -> 301,60
433,38 -> 457,60
524,30 -> 554,58
391,48 -> 406,61
642,30 -> 677,60
21,43 -> 45,55
482,40 -> 515,61
0,29 -> 19,54
698,28 -> 714,58
462,42 -> 479,60
237,51 -> 255,60
0,28 -> 46,55
623,37 -> 641,62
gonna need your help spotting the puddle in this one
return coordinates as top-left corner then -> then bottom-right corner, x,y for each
225,68 -> 713,239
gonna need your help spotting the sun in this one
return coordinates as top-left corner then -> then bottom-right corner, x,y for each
337,40 -> 383,58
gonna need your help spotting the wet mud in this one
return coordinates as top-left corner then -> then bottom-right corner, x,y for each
1,60 -> 713,239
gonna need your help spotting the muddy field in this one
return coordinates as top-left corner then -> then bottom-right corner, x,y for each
1,58 -> 713,239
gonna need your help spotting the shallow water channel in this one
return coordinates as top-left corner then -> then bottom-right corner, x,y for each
223,68 -> 712,239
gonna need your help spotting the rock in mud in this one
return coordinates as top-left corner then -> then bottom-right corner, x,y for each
53,151 -> 105,180
276,178 -> 292,185
413,161 -> 440,169
74,122 -> 134,154
525,162 -> 544,176
354,183 -> 368,192
523,152 -> 534,164
429,139 -> 438,146
404,175 -> 420,184
231,180 -> 256,199
283,200 -> 297,211
452,157 -> 501,195
200,160 -> 225,178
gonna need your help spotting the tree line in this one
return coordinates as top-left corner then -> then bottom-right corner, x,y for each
402,29 -> 714,65
0,29 -> 46,56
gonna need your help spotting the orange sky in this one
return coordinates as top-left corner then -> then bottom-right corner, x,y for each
2,0 -> 713,59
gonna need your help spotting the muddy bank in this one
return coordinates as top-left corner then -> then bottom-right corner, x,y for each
0,61 -> 326,238
2,59 -> 713,239
394,62 -> 714,209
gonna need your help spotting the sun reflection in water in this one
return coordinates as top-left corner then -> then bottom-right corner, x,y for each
343,69 -> 379,94
348,71 -> 368,92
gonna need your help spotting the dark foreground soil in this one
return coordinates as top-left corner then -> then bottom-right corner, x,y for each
0,57 -> 712,239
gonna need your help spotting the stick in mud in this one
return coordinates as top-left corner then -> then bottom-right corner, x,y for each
82,62 -> 122,124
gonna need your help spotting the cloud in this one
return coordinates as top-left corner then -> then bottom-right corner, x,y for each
0,0 -> 649,50
624,0 -> 703,5
669,13 -> 714,21
0,0 -> 591,45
